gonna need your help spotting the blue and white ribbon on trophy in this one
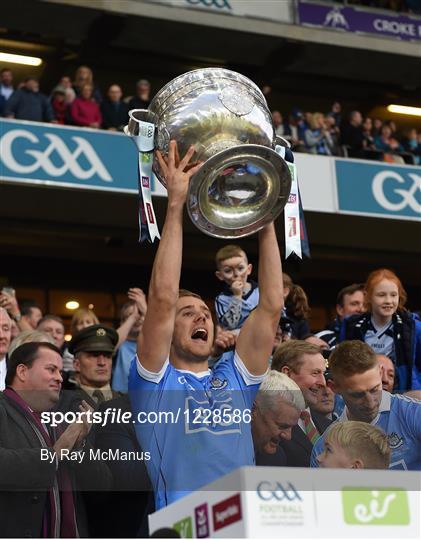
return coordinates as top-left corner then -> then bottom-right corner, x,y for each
275,144 -> 310,259
126,114 -> 160,243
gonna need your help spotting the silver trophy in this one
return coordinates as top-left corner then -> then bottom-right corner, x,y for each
125,68 -> 291,238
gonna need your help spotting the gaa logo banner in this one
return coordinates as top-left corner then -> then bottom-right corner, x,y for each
335,159 -> 420,220
186,0 -> 232,11
0,119 -> 140,193
342,488 -> 410,525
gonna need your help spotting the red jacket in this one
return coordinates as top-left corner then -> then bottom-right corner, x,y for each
70,97 -> 102,127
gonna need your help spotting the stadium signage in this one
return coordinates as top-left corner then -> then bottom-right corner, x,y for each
341,488 -> 410,525
297,1 -> 421,42
257,481 -> 302,502
144,0 -> 292,24
194,503 -> 210,538
2,119 -> 419,223
186,0 -> 231,10
1,129 -> 112,182
335,160 -> 421,220
173,515 -> 193,538
256,480 -> 307,528
212,493 -> 242,531
0,119 -> 144,194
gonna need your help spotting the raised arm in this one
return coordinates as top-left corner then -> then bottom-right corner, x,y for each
236,223 -> 283,375
137,141 -> 201,372
115,288 -> 147,350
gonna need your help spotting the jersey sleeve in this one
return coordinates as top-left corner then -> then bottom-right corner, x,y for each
233,351 -> 268,387
399,397 -> 421,440
128,355 -> 172,422
135,355 -> 169,384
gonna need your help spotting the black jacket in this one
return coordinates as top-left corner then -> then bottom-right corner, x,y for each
340,310 -> 421,392
4,88 -> 53,122
0,392 -> 111,538
257,411 -> 332,468
101,100 -> 129,130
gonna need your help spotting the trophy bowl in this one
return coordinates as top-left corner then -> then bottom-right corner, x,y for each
126,68 -> 291,238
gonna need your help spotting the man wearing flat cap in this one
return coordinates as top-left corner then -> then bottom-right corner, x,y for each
58,324 -> 120,412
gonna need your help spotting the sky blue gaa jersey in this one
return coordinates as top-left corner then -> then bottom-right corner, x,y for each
128,351 -> 265,509
215,281 -> 259,330
310,391 -> 421,470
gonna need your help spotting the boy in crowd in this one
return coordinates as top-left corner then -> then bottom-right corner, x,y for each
317,421 -> 390,469
214,245 -> 259,332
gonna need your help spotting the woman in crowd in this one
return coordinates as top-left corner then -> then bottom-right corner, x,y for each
372,117 -> 383,137
340,269 -> 421,392
8,330 -> 53,358
362,117 -> 375,149
304,112 -> 335,156
50,85 -> 68,124
55,75 -> 76,103
71,308 -> 100,334
282,273 -> 311,339
73,65 -> 102,102
70,83 -> 102,128
374,124 -> 403,153
71,302 -> 145,350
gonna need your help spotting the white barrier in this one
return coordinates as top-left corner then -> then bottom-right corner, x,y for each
149,466 -> 420,538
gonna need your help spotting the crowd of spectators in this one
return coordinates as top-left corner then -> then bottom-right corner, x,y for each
1,65 -> 420,165
272,103 -> 421,164
0,65 -> 151,132
335,0 -> 421,14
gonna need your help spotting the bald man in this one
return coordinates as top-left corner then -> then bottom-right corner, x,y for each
0,307 -> 12,390
377,354 -> 395,393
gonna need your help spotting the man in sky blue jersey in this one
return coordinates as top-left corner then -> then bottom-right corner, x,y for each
129,141 -> 284,509
311,341 -> 421,470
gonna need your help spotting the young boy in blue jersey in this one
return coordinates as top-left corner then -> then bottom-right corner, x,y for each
316,421 -> 390,469
214,244 -> 259,332
128,141 -> 284,509
311,341 -> 421,471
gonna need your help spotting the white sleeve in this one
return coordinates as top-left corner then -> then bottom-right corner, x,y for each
136,355 -> 169,384
233,350 -> 268,386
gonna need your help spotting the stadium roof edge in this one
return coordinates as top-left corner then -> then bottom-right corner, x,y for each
44,0 -> 421,59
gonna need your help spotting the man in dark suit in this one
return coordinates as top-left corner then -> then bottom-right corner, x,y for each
59,324 -> 121,413
254,370 -> 305,466
101,84 -> 129,131
266,341 -> 332,467
0,341 -> 111,538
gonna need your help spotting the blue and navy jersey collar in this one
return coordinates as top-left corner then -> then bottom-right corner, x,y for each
339,390 -> 392,423
367,317 -> 394,337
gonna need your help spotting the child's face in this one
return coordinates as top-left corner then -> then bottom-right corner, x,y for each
370,279 -> 399,320
75,315 -> 96,332
317,437 -> 356,468
216,255 -> 252,287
